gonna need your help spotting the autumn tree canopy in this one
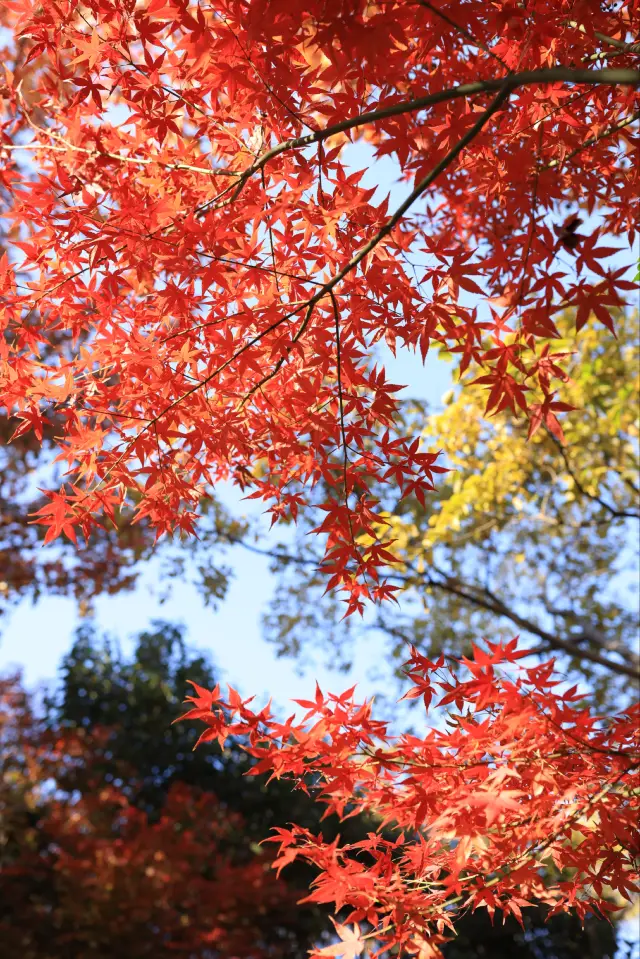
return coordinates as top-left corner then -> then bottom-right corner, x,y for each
0,0 -> 638,609
0,3 -> 639,956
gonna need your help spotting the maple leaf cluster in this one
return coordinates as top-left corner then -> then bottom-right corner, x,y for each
0,0 -> 638,606
182,641 -> 640,958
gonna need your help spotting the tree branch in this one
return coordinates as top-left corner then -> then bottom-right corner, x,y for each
545,109 -> 640,169
195,66 -> 640,217
415,564 -> 640,679
209,526 -> 639,681
594,32 -> 640,55
545,428 -> 640,520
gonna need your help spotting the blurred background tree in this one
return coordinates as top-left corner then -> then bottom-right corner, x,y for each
0,406 -> 248,625
0,624 -> 349,957
1,706 -> 307,957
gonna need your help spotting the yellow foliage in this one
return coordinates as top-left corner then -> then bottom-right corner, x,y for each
383,311 -> 639,562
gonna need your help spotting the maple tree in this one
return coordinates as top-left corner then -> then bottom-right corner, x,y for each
182,640 -> 640,958
0,4 -> 638,954
0,0 -> 638,609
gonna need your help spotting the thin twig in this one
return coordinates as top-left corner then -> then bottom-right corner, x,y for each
2,134 -> 241,177
515,124 -> 543,312
236,302 -> 316,410
214,8 -> 316,133
330,290 -> 355,547
262,167 -> 281,293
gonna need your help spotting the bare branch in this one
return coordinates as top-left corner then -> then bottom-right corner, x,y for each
416,565 -> 640,679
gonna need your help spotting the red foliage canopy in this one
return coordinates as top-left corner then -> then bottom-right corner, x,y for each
0,1 -> 638,608
183,641 -> 640,958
